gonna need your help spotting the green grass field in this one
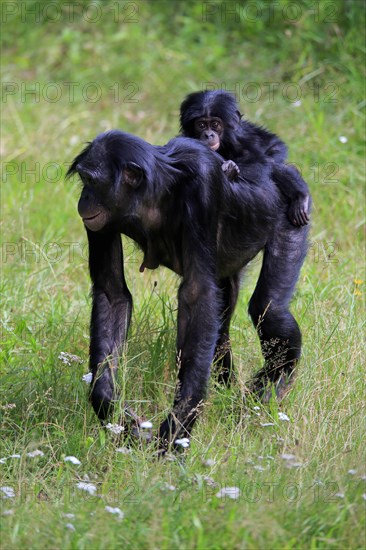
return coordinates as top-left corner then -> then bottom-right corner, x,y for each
1,1 -> 365,548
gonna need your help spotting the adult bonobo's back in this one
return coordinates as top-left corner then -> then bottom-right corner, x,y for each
68,130 -> 309,451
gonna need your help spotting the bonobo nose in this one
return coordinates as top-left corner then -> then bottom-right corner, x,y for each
204,131 -> 214,139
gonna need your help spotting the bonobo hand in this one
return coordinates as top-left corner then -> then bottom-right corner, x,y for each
222,160 -> 240,181
288,195 -> 310,226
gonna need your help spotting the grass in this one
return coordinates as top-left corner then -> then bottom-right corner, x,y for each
1,1 -> 365,548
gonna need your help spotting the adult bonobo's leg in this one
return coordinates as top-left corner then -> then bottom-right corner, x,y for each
248,223 -> 309,401
158,275 -> 221,448
87,229 -> 132,420
214,275 -> 241,385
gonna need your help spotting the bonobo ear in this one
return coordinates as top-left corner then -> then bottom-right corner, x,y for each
235,110 -> 243,123
123,162 -> 144,188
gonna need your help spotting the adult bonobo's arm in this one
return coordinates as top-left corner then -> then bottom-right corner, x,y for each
87,229 -> 132,420
158,206 -> 221,448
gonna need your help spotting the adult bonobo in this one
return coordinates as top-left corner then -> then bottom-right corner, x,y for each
180,89 -> 310,227
67,130 -> 309,449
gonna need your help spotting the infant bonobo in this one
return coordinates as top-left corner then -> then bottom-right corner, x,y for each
180,90 -> 310,227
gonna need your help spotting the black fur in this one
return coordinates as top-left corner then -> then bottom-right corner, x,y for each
68,130 -> 309,448
180,90 -> 310,227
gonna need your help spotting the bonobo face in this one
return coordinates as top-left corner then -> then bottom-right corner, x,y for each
77,181 -> 110,232
193,117 -> 223,151
76,162 -> 144,232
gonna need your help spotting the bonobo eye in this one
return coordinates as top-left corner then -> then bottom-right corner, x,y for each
84,176 -> 94,186
211,120 -> 221,131
80,174 -> 94,187
195,120 -> 207,131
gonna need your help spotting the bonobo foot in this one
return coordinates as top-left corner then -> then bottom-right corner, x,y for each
90,372 -> 117,421
246,368 -> 296,403
156,410 -> 195,455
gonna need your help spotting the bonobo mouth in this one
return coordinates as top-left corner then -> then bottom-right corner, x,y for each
209,142 -> 220,151
82,212 -> 101,221
82,212 -> 105,231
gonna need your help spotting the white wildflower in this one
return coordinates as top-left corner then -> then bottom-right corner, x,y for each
286,462 -> 303,469
82,372 -> 92,385
339,136 -> 348,143
10,454 -> 21,459
140,421 -> 153,429
62,513 -> 75,519
272,434 -> 284,441
348,469 -> 357,475
175,438 -> 190,448
335,492 -> 344,498
293,100 -> 302,107
254,465 -> 266,471
363,494 -> 366,501
361,474 -> 366,481
216,487 -> 240,500
1,486 -> 15,499
203,458 -> 216,467
58,352 -> 83,365
162,483 -> 176,491
65,523 -> 75,531
0,458 -> 6,464
64,456 -> 81,465
281,453 -> 296,461
76,482 -> 97,495
105,423 -> 124,435
27,450 -> 44,458
116,447 -> 131,455
203,476 -> 218,487
105,506 -> 124,520
2,509 -> 14,516
278,412 -> 290,422
253,406 -> 260,411
260,422 -> 274,427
